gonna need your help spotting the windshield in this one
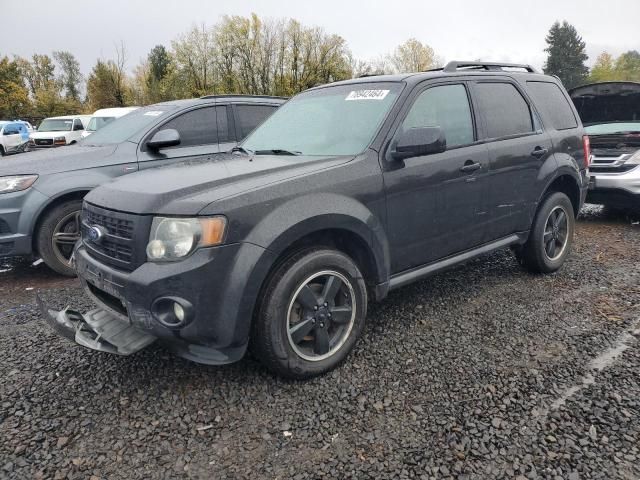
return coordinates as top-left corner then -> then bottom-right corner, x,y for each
81,106 -> 177,145
87,116 -> 116,132
243,82 -> 402,156
585,122 -> 640,135
38,118 -> 73,132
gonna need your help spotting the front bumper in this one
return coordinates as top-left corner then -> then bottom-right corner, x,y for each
587,165 -> 640,207
0,188 -> 49,258
56,241 -> 275,364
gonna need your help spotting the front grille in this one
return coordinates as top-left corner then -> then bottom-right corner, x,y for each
590,152 -> 638,174
85,209 -> 134,239
0,242 -> 14,255
0,219 -> 11,234
82,203 -> 150,271
590,164 -> 637,174
34,138 -> 53,146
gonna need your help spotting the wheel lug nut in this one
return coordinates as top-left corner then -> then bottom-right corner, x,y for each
314,306 -> 318,310
323,302 -> 328,307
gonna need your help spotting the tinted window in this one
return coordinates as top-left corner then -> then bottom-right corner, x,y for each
526,81 -> 577,130
215,106 -> 231,142
236,105 -> 277,139
162,106 -> 217,147
402,84 -> 474,148
475,83 -> 533,139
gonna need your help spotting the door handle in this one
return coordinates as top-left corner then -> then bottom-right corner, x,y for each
531,147 -> 549,159
460,161 -> 481,173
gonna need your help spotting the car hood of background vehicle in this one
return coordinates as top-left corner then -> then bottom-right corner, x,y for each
0,144 -> 119,176
85,153 -> 353,215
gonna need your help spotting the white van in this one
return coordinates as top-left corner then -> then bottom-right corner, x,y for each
29,115 -> 92,147
82,107 -> 139,138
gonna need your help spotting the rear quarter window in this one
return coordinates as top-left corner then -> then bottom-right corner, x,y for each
526,81 -> 578,130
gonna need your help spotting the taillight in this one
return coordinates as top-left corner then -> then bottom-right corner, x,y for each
582,135 -> 591,168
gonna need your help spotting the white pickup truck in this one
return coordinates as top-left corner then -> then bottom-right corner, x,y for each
29,115 -> 91,148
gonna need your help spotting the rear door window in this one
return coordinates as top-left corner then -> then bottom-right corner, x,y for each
526,81 -> 578,130
475,83 -> 534,139
235,105 -> 278,139
160,106 -> 218,147
215,105 -> 232,143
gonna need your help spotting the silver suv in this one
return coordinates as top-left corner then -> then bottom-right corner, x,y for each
570,82 -> 640,210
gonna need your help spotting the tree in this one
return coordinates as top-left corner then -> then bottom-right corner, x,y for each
53,51 -> 83,101
17,54 -> 56,97
543,21 -> 589,89
615,50 -> 640,82
589,52 -> 616,83
0,56 -> 31,118
389,38 -> 437,73
86,55 -> 130,110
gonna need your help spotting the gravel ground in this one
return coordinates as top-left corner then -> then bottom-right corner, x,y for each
1,206 -> 639,480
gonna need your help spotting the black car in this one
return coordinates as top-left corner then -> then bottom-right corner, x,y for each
42,62 -> 590,378
0,95 -> 285,275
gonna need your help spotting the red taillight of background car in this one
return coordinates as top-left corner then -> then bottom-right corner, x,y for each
583,135 -> 591,168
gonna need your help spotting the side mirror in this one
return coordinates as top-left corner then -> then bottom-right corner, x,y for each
147,129 -> 181,151
73,123 -> 84,131
391,126 -> 446,161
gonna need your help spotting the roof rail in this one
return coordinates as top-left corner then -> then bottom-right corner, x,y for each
199,94 -> 288,100
443,61 -> 538,73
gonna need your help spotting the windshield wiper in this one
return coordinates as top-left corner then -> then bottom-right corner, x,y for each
254,149 -> 302,156
230,146 -> 253,155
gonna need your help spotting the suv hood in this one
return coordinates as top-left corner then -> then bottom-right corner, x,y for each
0,144 -> 119,176
85,153 -> 353,215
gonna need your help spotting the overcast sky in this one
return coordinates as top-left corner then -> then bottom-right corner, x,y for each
2,0 -> 638,74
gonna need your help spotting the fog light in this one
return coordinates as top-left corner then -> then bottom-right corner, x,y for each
173,302 -> 185,322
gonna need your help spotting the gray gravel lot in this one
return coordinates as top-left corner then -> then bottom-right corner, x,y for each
1,206 -> 639,480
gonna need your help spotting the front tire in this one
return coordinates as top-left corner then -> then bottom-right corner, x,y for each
36,199 -> 83,277
251,248 -> 368,379
519,192 -> 575,273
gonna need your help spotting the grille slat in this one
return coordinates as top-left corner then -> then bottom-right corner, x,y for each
82,203 -> 149,271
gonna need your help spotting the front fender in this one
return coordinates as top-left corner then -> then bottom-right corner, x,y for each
245,192 -> 390,289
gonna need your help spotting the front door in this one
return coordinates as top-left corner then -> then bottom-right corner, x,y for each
383,82 -> 490,273
137,105 -> 226,170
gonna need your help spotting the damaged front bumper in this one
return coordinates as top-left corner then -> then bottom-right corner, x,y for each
37,295 -> 156,356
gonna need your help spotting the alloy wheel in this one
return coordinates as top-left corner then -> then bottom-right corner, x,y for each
286,270 -> 356,362
543,205 -> 569,261
51,210 -> 81,267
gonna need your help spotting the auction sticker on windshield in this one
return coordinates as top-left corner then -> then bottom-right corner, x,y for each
143,111 -> 164,116
345,90 -> 390,101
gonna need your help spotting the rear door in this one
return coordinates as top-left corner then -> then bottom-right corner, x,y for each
470,79 -> 553,238
137,105 -> 224,171
383,81 -> 491,272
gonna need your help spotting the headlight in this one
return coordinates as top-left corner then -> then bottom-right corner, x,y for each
146,216 -> 227,261
54,136 -> 66,145
624,150 -> 640,165
0,175 -> 38,194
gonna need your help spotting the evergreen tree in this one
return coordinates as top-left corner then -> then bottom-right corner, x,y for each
543,21 -> 589,89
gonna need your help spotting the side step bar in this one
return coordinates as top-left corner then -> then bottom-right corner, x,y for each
37,295 -> 156,356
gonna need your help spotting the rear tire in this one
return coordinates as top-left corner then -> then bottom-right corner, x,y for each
519,192 -> 575,274
0,146 -> 5,156
36,199 -> 83,277
251,248 -> 367,379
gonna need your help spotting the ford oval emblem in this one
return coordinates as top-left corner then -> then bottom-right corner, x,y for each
88,225 -> 106,243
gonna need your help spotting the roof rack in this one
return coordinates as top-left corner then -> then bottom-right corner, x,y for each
443,61 -> 538,73
199,94 -> 288,100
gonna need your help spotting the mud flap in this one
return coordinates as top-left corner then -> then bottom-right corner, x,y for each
37,295 -> 156,356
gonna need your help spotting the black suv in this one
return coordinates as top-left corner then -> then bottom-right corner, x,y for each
0,95 -> 284,275
42,62 -> 589,378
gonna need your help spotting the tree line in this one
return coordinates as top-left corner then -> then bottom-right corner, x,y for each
0,14 -> 638,121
